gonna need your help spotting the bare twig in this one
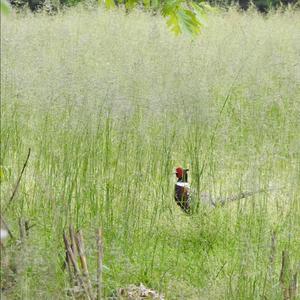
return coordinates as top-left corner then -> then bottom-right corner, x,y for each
63,231 -> 75,285
279,250 -> 299,300
69,225 -> 78,262
24,221 -> 35,236
4,148 -> 31,213
75,230 -> 94,300
97,228 -> 103,300
280,250 -> 290,300
63,227 -> 106,299
63,231 -> 92,300
19,218 -> 26,242
269,230 -> 276,274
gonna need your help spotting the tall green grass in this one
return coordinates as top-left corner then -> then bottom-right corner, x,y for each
1,7 -> 300,299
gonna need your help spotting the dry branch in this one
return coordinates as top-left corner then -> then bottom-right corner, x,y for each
63,227 -> 104,299
24,221 -> 35,236
63,232 -> 75,285
279,250 -> 298,300
75,230 -> 94,299
18,218 -> 33,243
280,250 -> 290,300
4,148 -> 31,213
63,231 -> 92,300
269,230 -> 276,274
69,225 -> 78,262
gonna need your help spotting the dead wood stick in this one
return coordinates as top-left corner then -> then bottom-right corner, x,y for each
63,231 -> 75,285
65,250 -> 75,286
63,231 -> 76,284
269,230 -> 276,274
24,221 -> 35,236
69,225 -> 78,262
75,230 -> 94,300
280,250 -> 290,300
19,218 -> 26,242
4,148 -> 31,213
0,214 -> 14,239
63,231 -> 92,300
96,228 -> 103,300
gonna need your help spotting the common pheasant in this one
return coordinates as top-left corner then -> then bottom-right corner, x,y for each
174,167 -> 268,213
174,167 -> 191,213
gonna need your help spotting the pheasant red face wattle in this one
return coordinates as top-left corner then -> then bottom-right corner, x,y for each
175,167 -> 183,179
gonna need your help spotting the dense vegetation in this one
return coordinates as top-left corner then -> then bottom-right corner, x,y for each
1,7 -> 300,299
7,0 -> 300,33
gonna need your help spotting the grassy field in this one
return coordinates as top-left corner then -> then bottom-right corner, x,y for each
1,7 -> 300,299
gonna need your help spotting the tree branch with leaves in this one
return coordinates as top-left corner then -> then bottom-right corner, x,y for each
99,0 -> 211,35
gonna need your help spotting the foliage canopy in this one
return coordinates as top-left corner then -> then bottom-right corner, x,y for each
0,0 -> 11,14
100,0 -> 210,35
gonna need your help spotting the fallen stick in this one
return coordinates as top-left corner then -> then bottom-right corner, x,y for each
25,221 -> 35,236
63,231 -> 75,285
63,231 -> 92,300
69,225 -> 78,264
75,230 -> 94,300
280,250 -> 290,300
4,148 -> 31,213
269,230 -> 276,275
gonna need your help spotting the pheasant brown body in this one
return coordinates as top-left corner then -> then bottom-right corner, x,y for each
174,168 -> 191,213
174,181 -> 191,213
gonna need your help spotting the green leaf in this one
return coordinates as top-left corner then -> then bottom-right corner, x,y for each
99,0 -> 116,9
150,0 -> 159,8
98,0 -> 209,36
143,0 -> 150,8
125,0 -> 137,10
166,11 -> 182,35
191,2 -> 207,26
178,9 -> 201,35
1,0 -> 11,15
